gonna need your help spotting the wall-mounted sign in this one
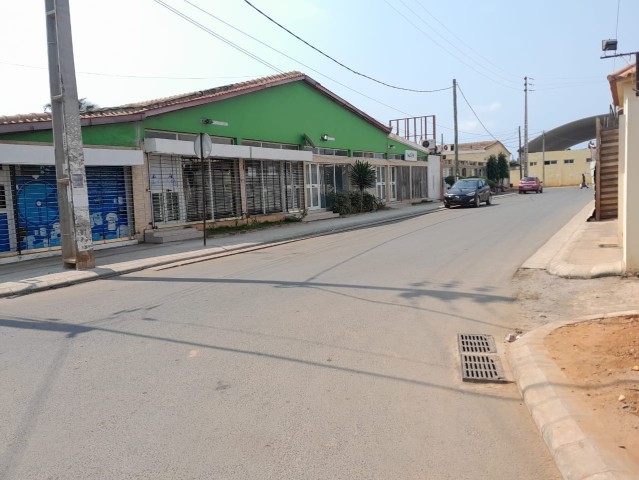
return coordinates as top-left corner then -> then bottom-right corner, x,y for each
405,150 -> 417,161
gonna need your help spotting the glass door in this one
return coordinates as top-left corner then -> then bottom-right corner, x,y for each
389,167 -> 397,201
305,164 -> 321,210
376,166 -> 386,200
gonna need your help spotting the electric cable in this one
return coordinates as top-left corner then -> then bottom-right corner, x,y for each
383,0 -> 520,90
241,0 -> 451,93
398,0 -> 521,83
154,1 -> 418,118
456,83 -> 500,142
154,0 -> 283,74
0,60 -> 266,80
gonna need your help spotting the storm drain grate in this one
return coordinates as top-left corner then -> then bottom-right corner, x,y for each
460,354 -> 507,383
458,334 -> 497,354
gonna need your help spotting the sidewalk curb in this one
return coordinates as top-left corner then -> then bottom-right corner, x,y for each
0,204 -> 443,298
523,200 -> 624,279
508,311 -> 639,480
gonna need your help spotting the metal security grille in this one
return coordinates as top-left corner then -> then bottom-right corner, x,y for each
284,161 -> 304,211
149,155 -> 242,226
246,160 -> 303,216
210,159 -> 242,220
458,334 -> 497,354
396,166 -> 410,201
182,158 -> 212,222
0,164 -> 135,256
460,354 -> 507,382
411,166 -> 429,199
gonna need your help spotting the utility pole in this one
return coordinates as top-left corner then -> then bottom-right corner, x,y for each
453,79 -> 459,179
45,0 -> 94,269
518,126 -> 522,179
523,76 -> 530,178
542,131 -> 546,184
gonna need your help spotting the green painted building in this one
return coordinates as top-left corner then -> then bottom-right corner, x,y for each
0,72 -> 435,257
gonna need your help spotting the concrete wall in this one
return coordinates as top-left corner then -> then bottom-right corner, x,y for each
513,149 -> 593,187
622,83 -> 639,273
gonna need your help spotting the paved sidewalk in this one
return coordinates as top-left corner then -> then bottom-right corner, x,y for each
0,201 -> 443,298
511,200 -> 636,480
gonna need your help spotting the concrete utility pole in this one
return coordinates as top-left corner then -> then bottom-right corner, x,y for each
523,77 -> 529,177
542,131 -> 546,184
45,0 -> 94,269
518,126 -> 522,179
453,79 -> 459,179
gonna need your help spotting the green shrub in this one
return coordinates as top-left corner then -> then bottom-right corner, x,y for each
362,192 -> 376,211
445,175 -> 456,186
349,191 -> 363,212
330,192 -> 352,215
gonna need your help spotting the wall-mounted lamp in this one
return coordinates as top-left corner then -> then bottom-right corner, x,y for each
602,39 -> 618,52
201,118 -> 229,126
387,145 -> 396,150
320,134 -> 335,141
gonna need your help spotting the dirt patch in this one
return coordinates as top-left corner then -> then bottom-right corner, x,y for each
513,269 -> 639,466
545,315 -> 639,464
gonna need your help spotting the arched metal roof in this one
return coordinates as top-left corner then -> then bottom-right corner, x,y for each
527,114 -> 610,153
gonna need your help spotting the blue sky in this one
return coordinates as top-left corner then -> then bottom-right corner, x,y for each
1,0 -> 637,155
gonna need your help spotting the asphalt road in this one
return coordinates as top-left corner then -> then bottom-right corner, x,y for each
0,188 -> 592,479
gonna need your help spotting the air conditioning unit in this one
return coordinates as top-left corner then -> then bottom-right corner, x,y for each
421,139 -> 439,153
441,144 -> 455,153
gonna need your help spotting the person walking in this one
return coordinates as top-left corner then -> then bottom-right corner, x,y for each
580,172 -> 589,189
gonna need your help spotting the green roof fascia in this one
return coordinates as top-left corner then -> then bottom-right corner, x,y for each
0,122 -> 140,148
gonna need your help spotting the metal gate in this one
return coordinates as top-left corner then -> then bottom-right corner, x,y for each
1,164 -> 135,255
246,160 -> 304,216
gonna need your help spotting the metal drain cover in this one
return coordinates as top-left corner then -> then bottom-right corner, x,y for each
460,354 -> 507,382
458,334 -> 497,353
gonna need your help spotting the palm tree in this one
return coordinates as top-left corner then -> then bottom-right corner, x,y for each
43,98 -> 98,112
350,160 -> 376,193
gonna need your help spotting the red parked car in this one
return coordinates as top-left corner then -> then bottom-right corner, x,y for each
519,176 -> 543,194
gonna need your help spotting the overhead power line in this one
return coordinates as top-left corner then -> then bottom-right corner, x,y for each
154,1 -> 417,118
0,60 -> 266,80
383,0 -> 520,91
397,0 -> 521,84
456,83 -> 500,143
154,0 -> 283,73
242,0 -> 451,93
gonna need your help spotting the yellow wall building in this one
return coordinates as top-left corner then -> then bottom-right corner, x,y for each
511,148 -> 593,187
442,140 -> 511,178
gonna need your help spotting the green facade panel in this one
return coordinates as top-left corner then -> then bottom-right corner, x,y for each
0,122 -> 139,148
0,81 -> 423,156
143,82 -> 416,155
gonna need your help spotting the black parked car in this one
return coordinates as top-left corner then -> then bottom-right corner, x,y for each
444,178 -> 492,208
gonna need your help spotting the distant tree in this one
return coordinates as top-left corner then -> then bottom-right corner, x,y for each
497,152 -> 509,182
350,160 -> 376,193
43,97 -> 99,112
486,155 -> 499,183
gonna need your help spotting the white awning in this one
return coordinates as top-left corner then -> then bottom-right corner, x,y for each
0,143 -> 144,166
144,138 -> 313,162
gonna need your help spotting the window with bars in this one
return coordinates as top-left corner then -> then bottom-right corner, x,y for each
353,151 -> 384,159
313,147 -> 348,156
145,130 -> 235,144
242,140 -> 300,150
